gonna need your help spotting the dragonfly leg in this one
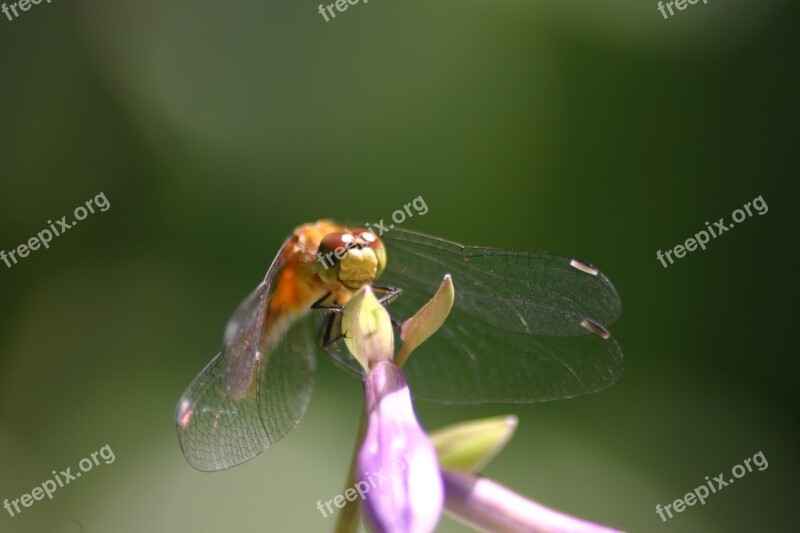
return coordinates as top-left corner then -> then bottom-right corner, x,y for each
372,285 -> 402,306
372,286 -> 403,328
314,286 -> 402,348
318,311 -> 346,349
310,292 -> 343,313
311,286 -> 401,313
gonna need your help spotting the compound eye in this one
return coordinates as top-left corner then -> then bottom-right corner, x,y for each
358,231 -> 387,278
316,232 -> 356,284
319,232 -> 356,255
357,230 -> 377,244
315,229 -> 387,288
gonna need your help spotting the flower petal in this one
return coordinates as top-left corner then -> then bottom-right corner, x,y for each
443,469 -> 624,533
358,362 -> 443,533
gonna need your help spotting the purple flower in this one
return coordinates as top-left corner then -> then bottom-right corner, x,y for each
443,469 -> 624,533
357,361 -> 443,533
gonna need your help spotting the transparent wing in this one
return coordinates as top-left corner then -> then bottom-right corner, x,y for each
328,227 -> 623,404
176,251 -> 317,471
176,311 -> 316,471
382,228 -> 621,336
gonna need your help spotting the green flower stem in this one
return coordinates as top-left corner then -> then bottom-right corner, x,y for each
334,405 -> 368,533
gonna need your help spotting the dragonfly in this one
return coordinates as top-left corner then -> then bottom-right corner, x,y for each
175,220 -> 622,471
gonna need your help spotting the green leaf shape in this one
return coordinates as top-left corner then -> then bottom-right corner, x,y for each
395,274 -> 454,367
430,415 -> 519,472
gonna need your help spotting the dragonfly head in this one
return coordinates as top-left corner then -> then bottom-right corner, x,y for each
316,229 -> 387,289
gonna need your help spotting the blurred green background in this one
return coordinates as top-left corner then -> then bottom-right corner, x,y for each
1,0 -> 797,531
